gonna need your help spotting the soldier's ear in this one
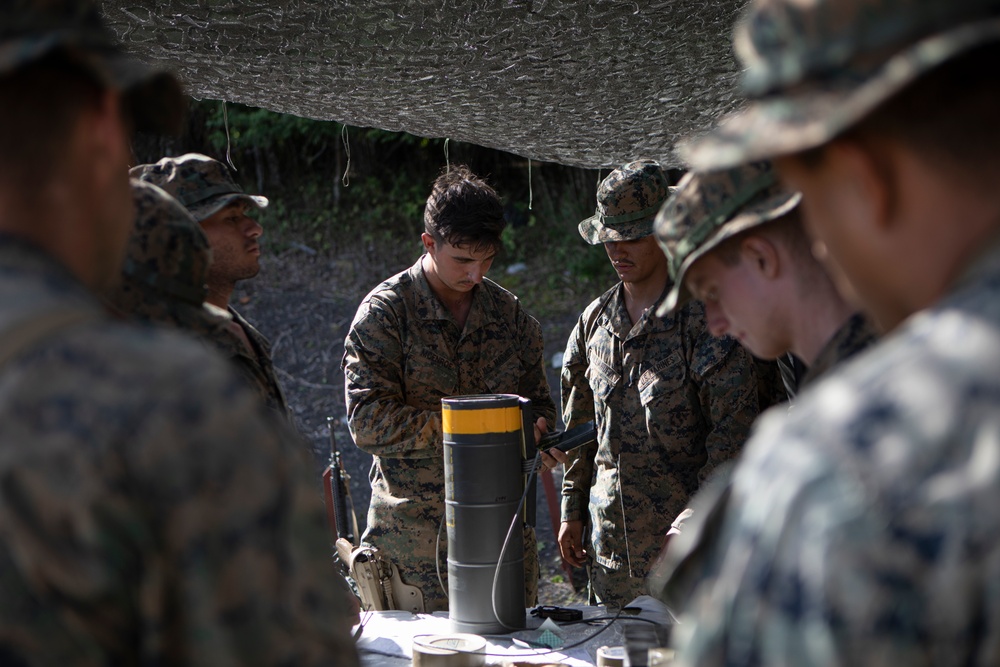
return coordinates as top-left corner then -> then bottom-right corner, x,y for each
828,137 -> 894,236
421,232 -> 436,254
740,236 -> 780,280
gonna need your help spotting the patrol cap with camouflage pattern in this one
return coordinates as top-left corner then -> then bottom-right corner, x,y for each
107,179 -> 230,331
679,0 -> 1000,170
654,161 -> 801,316
0,0 -> 185,134
131,153 -> 269,222
578,160 -> 672,245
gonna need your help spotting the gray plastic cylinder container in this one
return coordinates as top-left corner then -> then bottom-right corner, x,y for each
443,394 -> 527,634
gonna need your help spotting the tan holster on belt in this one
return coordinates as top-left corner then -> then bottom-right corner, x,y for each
336,538 -> 425,613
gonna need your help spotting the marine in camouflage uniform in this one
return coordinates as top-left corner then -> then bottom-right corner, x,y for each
799,311 -> 877,387
0,3 -> 359,664
654,160 -> 878,392
653,0 -> 1000,665
648,161 -> 878,556
106,180 -> 300,415
559,161 -> 768,606
131,154 -> 291,419
343,166 -> 556,612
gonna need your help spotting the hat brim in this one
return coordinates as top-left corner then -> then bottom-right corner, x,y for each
656,191 -> 802,317
679,17 -> 1000,171
190,193 -> 270,222
578,214 -> 655,245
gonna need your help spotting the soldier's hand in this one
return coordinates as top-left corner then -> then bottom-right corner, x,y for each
558,520 -> 587,568
533,416 -> 549,444
540,447 -> 569,469
535,417 -> 564,471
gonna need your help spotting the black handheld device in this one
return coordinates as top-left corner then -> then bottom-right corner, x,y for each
531,605 -> 584,622
538,421 -> 597,453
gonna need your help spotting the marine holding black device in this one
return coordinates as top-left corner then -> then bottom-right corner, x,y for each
538,421 -> 597,454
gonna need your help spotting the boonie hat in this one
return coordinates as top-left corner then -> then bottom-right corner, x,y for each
578,160 -> 672,245
0,0 -> 185,134
679,0 -> 1000,170
655,161 -> 801,316
130,154 -> 269,222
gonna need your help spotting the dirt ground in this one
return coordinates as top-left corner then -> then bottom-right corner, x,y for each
234,245 -> 594,606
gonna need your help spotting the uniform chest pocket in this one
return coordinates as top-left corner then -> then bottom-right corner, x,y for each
480,346 -> 521,393
404,344 -> 458,402
638,351 -> 686,406
586,354 -> 620,409
585,356 -> 619,438
638,351 -> 697,450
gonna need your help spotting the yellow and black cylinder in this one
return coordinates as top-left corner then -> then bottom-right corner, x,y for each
442,393 -> 527,634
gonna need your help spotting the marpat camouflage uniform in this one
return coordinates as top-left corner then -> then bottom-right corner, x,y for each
561,287 -> 763,605
130,154 -> 269,223
343,257 -> 556,612
131,154 -> 291,419
223,306 -> 292,417
562,160 -> 768,605
654,161 -> 877,398
648,311 -> 877,615
107,180 -> 291,419
106,179 -> 231,336
652,0 -> 1000,664
645,162 -> 872,578
0,239 -> 359,666
0,5 -> 357,662
800,311 -> 878,387
662,243 -> 1000,666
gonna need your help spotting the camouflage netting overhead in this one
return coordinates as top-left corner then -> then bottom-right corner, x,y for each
101,1 -> 748,168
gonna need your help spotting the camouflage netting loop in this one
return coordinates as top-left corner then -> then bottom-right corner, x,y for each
102,0 -> 747,168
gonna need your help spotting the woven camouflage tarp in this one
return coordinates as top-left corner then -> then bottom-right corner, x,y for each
101,0 -> 747,168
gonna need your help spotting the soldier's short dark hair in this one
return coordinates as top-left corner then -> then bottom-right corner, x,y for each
423,165 -> 507,252
0,53 -> 104,188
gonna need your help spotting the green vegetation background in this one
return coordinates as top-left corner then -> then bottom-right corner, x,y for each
131,99 -> 667,319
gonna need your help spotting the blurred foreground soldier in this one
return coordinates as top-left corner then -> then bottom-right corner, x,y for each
657,0 -> 1000,665
0,3 -> 359,665
557,160 -> 768,606
343,165 -> 557,612
105,179 -> 232,336
132,153 -> 291,418
655,161 -> 877,390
